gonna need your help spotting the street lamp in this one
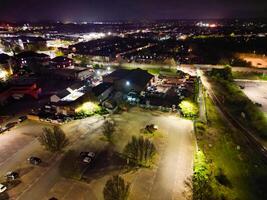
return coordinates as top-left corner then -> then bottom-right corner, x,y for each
126,81 -> 130,86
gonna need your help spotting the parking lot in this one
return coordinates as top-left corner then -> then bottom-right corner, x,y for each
237,81 -> 267,113
0,108 -> 195,200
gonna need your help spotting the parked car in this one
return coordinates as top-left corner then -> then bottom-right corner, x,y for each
83,157 -> 92,164
49,197 -> 58,200
28,157 -> 42,165
0,184 -> 7,193
145,124 -> 158,133
5,122 -> 18,129
18,116 -> 27,122
255,102 -> 262,107
80,152 -> 95,158
5,171 -> 19,181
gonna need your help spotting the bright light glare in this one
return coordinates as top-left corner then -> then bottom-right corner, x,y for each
75,102 -> 100,114
0,69 -> 8,81
126,81 -> 130,86
81,32 -> 106,41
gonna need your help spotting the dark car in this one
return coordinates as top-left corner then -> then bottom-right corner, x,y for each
5,171 -> 19,181
145,124 -> 158,133
18,116 -> 27,122
28,157 -> 42,165
5,122 -> 18,129
255,102 -> 262,107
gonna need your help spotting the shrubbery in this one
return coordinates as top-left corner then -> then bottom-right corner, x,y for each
208,67 -> 267,139
179,100 -> 199,119
193,150 -> 214,200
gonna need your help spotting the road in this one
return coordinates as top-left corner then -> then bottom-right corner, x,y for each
148,116 -> 195,200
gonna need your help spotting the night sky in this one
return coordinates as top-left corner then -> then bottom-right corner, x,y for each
0,0 -> 266,22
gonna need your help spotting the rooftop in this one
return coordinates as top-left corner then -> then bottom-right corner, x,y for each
92,82 -> 113,96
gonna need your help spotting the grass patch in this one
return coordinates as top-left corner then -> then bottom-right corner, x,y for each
194,96 -> 267,200
207,70 -> 267,139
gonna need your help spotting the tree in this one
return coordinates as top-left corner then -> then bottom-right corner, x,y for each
103,120 -> 115,143
38,126 -> 69,152
208,67 -> 233,81
103,175 -> 130,200
123,136 -> 156,166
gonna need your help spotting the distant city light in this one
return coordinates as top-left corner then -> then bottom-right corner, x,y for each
81,32 -> 106,42
196,21 -> 218,28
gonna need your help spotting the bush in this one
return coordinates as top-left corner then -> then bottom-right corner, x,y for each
207,67 -> 233,81
103,175 -> 130,200
193,150 -> 214,200
179,100 -> 199,118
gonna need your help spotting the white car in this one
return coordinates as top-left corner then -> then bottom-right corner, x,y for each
83,157 -> 92,164
0,184 -> 7,193
80,152 -> 95,158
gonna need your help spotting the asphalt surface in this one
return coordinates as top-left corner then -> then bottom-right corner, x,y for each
236,80 -> 267,113
148,116 -> 195,200
116,109 -> 195,200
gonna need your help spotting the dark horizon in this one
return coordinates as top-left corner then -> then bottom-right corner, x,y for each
0,0 -> 266,23
1,17 -> 267,24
